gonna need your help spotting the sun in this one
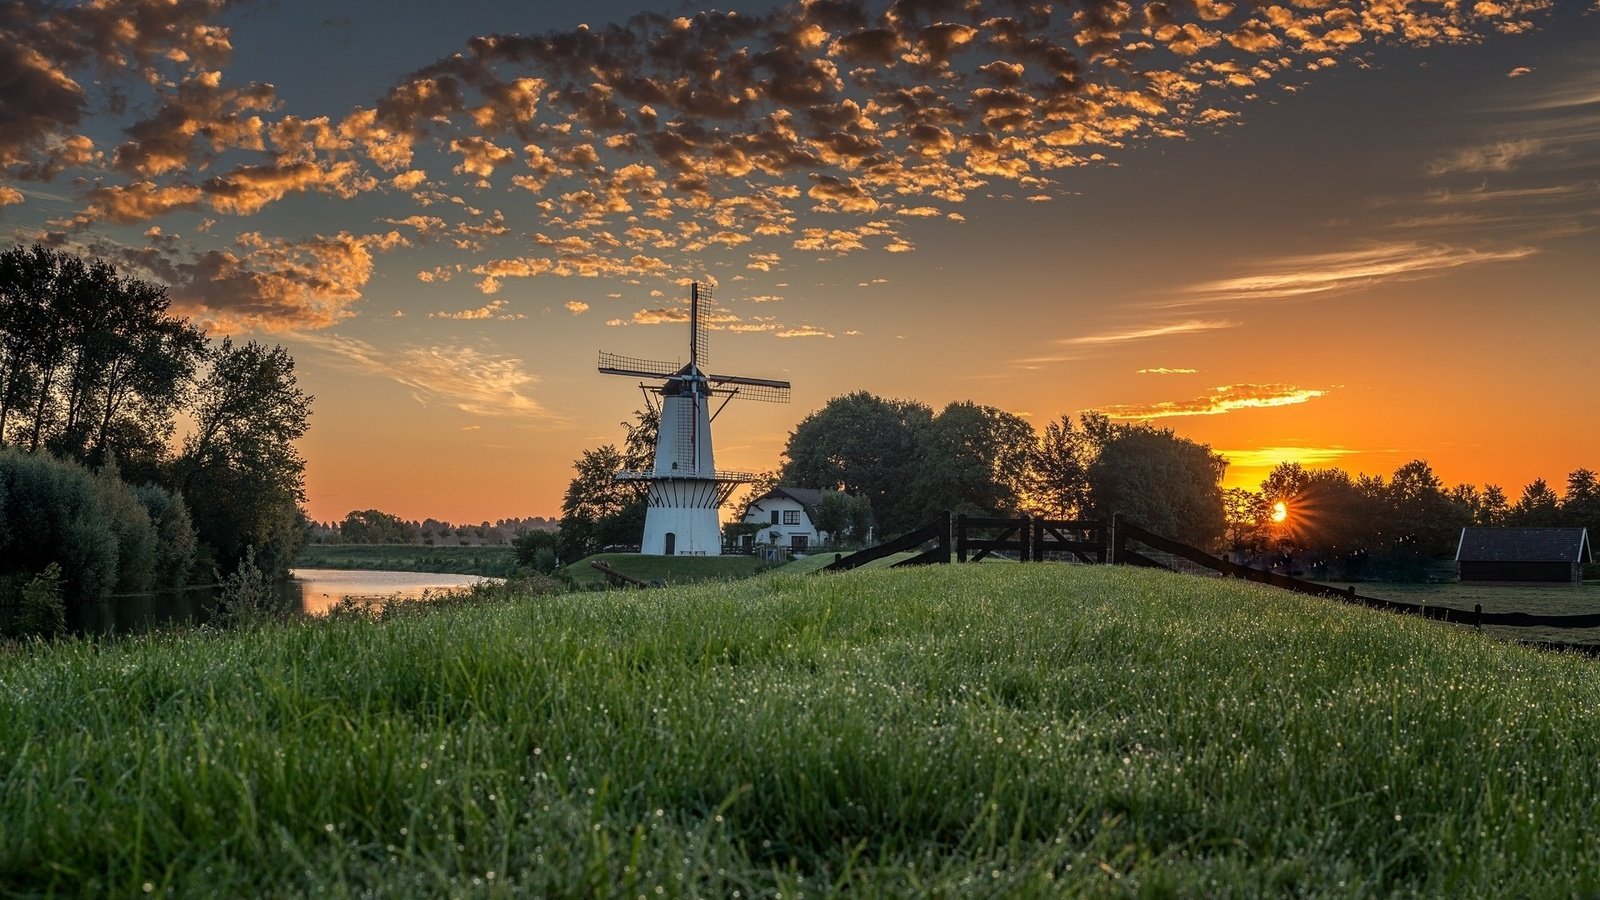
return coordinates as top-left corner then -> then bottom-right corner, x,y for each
1270,500 -> 1288,524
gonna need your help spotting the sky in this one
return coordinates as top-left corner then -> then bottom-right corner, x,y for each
3,0 -> 1597,523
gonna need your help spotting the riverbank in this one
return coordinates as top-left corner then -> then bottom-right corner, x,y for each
5,565 -> 1600,895
293,543 -> 518,577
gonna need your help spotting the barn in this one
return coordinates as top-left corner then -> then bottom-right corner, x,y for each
1455,527 -> 1592,585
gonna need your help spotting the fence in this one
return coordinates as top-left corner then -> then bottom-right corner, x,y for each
823,512 -> 950,572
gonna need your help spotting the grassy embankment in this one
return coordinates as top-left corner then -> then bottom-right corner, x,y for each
6,565 -> 1600,896
293,543 -> 518,577
559,552 -> 767,589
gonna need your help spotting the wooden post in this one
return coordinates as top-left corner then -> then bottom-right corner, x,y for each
938,510 -> 952,564
1474,603 -> 1482,630
1110,512 -> 1122,566
1020,515 -> 1031,562
957,514 -> 969,563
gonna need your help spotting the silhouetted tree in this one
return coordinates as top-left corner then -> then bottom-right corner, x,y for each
179,339 -> 312,577
1088,424 -> 1225,549
780,391 -> 933,535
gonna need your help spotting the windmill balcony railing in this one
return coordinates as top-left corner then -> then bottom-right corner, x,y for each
614,469 -> 756,483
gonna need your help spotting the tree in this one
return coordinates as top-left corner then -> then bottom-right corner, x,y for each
1563,469 -> 1600,535
814,490 -> 871,546
0,245 -> 204,476
555,408 -> 657,560
512,527 -> 559,571
906,401 -> 1036,521
1508,478 -> 1562,527
1088,424 -> 1225,549
339,509 -> 418,544
1386,459 -> 1469,558
1027,414 -> 1092,518
780,391 -> 933,535
558,445 -> 642,561
178,339 -> 313,577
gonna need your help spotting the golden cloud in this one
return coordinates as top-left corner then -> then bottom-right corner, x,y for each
297,334 -> 559,422
1097,384 -> 1327,420
429,299 -> 524,321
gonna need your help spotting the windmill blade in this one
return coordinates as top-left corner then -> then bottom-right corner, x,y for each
707,373 -> 791,404
598,351 -> 680,380
706,373 -> 791,390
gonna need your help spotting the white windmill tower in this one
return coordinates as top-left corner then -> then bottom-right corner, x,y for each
598,283 -> 791,556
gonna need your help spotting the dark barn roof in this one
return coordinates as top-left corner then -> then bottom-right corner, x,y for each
1455,527 -> 1592,563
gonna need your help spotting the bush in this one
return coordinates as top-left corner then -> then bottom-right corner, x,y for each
0,448 -> 118,609
135,483 -> 198,589
17,563 -> 67,638
93,459 -> 158,594
213,547 -> 282,628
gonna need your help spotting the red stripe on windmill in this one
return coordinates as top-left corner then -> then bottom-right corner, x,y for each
597,283 -> 792,556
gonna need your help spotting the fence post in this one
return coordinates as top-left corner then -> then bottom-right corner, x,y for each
1032,519 -> 1043,562
1474,603 -> 1482,630
956,514 -> 968,563
938,510 -> 952,564
1020,515 -> 1031,562
1110,512 -> 1122,566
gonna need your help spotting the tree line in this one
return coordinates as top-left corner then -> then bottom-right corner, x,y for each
557,389 -> 1595,581
0,245 -> 311,635
1226,461 -> 1600,580
555,391 -> 1229,559
304,511 -> 557,546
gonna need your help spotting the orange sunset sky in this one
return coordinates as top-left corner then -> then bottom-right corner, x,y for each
3,0 -> 1596,523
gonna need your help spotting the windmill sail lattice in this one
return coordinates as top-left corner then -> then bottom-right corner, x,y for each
597,283 -> 792,556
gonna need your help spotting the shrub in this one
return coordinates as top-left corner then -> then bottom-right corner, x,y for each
0,448 -> 118,608
17,563 -> 67,638
213,547 -> 282,628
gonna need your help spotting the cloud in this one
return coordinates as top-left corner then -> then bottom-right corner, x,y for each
1218,446 -> 1358,469
127,230 -> 407,333
429,299 -> 525,320
298,334 -> 559,422
564,301 -> 589,315
1,0 -> 1572,314
1137,367 -> 1198,375
1507,67 -> 1533,78
1063,320 -> 1237,345
1097,384 -> 1327,420
775,325 -> 832,338
1183,241 -> 1537,303
1426,138 -> 1546,176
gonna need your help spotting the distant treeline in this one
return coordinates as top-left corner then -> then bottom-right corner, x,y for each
303,510 -> 557,546
1226,462 -> 1600,580
0,245 -> 311,636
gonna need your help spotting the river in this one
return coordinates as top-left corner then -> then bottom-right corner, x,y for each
68,568 -> 500,635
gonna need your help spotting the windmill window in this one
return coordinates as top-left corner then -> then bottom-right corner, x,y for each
783,510 -> 801,525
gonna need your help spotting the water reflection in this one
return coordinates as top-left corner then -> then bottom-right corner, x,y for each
289,569 -> 496,616
66,568 -> 499,636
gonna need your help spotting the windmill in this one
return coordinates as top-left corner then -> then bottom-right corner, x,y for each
598,283 -> 791,556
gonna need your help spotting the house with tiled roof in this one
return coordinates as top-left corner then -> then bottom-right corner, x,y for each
741,487 -> 827,553
1455,527 -> 1591,584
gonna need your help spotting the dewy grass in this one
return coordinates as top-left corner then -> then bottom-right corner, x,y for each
4,566 -> 1600,897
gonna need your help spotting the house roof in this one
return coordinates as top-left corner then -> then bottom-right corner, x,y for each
748,486 -> 826,523
1455,527 -> 1592,563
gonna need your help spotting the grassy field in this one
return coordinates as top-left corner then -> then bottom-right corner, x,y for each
560,552 -> 768,589
293,543 -> 519,577
6,566 -> 1600,896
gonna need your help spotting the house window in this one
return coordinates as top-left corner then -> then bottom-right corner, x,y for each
790,534 -> 809,551
783,510 -> 801,525
770,510 -> 779,524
